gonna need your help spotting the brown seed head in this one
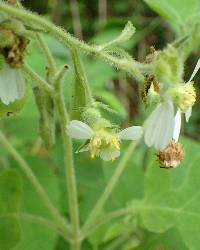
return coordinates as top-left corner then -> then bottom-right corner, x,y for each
157,141 -> 185,169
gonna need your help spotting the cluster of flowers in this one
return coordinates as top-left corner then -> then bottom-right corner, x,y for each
0,16 -> 199,169
67,58 -> 200,168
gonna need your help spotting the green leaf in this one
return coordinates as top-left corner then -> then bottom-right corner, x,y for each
136,228 -> 188,250
133,137 -> 200,250
144,0 -> 200,26
13,157 -> 60,250
0,215 -> 21,250
0,170 -> 22,213
0,170 -> 22,250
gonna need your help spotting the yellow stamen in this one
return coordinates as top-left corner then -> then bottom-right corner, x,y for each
111,156 -> 115,162
91,153 -> 95,159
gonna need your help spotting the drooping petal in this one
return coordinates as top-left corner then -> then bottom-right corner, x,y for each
100,149 -> 120,161
173,109 -> 181,142
118,126 -> 143,140
144,100 -> 175,150
185,107 -> 192,122
0,64 -> 25,105
67,120 -> 93,139
188,58 -> 200,82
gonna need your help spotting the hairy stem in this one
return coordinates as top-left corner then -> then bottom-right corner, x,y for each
36,33 -> 57,75
22,63 -> 53,94
83,207 -> 136,238
82,140 -> 139,234
0,2 -> 148,81
0,131 -> 71,236
54,71 -> 81,250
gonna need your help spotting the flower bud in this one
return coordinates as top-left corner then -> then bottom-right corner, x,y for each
154,45 -> 184,87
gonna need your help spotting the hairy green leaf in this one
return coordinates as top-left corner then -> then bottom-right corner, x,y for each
133,138 -> 200,250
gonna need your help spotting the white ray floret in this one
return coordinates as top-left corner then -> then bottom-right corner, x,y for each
0,64 -> 26,105
185,58 -> 200,122
144,100 -> 175,150
67,120 -> 94,139
173,109 -> 181,142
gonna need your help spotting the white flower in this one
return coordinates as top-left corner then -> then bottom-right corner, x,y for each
0,63 -> 26,105
144,59 -> 200,150
67,120 -> 142,161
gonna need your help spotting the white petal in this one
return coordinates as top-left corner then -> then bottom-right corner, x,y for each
0,64 -> 25,105
118,126 -> 143,140
173,109 -> 181,142
100,149 -> 120,161
67,120 -> 93,139
185,107 -> 192,122
144,100 -> 175,150
188,58 -> 200,82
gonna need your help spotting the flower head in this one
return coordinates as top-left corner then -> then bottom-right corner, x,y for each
144,58 -> 200,150
67,120 -> 142,161
169,82 -> 196,112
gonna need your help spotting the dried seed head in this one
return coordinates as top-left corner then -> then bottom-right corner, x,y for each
157,141 -> 185,169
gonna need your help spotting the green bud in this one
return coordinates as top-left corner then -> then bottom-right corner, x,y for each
34,87 -> 55,150
154,45 -> 184,87
146,83 -> 161,105
0,30 -> 16,48
81,107 -> 101,127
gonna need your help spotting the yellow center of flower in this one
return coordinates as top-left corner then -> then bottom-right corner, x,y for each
170,82 -> 196,112
87,131 -> 120,161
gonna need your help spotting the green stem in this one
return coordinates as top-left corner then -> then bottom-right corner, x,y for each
83,207 -> 136,238
0,131 -> 71,235
36,33 -> 57,75
0,2 -> 147,81
22,63 -> 53,94
82,140 -> 139,234
54,71 -> 81,250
